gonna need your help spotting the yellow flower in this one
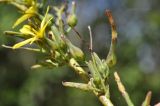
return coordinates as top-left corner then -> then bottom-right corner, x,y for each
12,7 -> 52,49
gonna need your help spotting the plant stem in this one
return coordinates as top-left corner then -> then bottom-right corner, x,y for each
68,58 -> 114,106
69,58 -> 89,81
142,91 -> 152,106
98,95 -> 114,106
114,72 -> 134,106
62,82 -> 91,91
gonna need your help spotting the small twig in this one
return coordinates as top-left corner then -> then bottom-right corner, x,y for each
99,95 -> 114,106
63,81 -> 114,106
72,27 -> 82,39
62,81 -> 91,91
114,72 -> 134,106
2,44 -> 44,52
142,91 -> 152,106
5,31 -> 22,35
69,58 -> 89,81
88,26 -> 93,53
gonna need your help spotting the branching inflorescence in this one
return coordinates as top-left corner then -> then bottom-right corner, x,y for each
0,0 -> 154,106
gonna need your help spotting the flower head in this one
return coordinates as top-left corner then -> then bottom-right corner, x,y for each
12,7 -> 52,49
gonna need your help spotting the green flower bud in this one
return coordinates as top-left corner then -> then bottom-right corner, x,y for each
67,14 -> 78,27
45,37 -> 59,50
69,43 -> 84,60
64,37 -> 84,60
87,61 -> 101,84
67,1 -> 78,27
92,53 -> 109,79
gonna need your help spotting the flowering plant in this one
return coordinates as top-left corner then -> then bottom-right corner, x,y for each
0,0 -> 155,106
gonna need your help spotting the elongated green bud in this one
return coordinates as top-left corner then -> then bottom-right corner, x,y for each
87,61 -> 101,85
92,52 -> 109,79
45,37 -> 59,50
64,37 -> 84,60
69,43 -> 84,60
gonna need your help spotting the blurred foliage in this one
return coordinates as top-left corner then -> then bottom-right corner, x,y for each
0,0 -> 160,106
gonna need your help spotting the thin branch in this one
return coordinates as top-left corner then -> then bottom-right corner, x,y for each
142,91 -> 152,106
99,95 -> 114,106
88,26 -> 93,52
72,27 -> 82,39
114,72 -> 134,106
69,58 -> 89,81
62,81 -> 91,91
2,44 -> 44,52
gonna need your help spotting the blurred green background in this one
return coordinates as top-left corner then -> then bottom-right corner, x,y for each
0,0 -> 160,106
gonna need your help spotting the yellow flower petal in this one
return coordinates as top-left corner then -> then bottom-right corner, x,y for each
26,6 -> 37,14
20,25 -> 35,36
37,6 -> 52,38
40,6 -> 50,29
13,6 -> 36,28
12,38 -> 34,49
13,14 -> 33,28
29,36 -> 37,44
38,17 -> 53,38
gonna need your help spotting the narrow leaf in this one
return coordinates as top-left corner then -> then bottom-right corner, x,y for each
105,10 -> 117,68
